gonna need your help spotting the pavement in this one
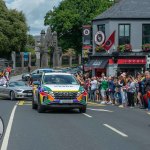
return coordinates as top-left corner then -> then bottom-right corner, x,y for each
0,75 -> 150,150
9,75 -> 22,81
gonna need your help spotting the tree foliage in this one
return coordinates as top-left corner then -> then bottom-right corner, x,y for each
0,0 -> 28,59
44,0 -> 113,53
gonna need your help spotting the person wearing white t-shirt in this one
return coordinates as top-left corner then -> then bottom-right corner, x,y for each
90,77 -> 98,101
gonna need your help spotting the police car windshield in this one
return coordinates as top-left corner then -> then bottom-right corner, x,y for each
43,75 -> 78,85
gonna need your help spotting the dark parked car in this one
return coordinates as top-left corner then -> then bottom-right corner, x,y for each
22,68 -> 53,81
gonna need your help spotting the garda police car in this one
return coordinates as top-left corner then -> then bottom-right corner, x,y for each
32,72 -> 87,113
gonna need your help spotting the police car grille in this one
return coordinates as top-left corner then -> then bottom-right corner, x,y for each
54,92 -> 77,100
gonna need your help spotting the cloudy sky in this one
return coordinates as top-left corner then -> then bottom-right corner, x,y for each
4,0 -> 62,35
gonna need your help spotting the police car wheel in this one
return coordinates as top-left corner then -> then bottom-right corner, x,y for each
37,103 -> 44,113
32,99 -> 37,109
79,107 -> 86,113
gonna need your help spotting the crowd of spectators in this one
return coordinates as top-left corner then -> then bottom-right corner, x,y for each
76,70 -> 150,111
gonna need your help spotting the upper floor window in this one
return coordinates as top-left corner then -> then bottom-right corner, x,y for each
97,24 -> 105,34
118,24 -> 130,45
142,24 -> 150,44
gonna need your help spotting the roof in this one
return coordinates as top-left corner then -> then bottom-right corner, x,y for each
44,72 -> 72,76
94,0 -> 150,21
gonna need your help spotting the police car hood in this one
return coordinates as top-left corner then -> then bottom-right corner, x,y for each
43,84 -> 80,92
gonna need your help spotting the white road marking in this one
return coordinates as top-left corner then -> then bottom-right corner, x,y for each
147,112 -> 150,115
103,124 -> 128,137
87,108 -> 113,112
83,113 -> 92,118
1,102 -> 18,150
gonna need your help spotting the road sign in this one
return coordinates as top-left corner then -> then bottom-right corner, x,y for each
94,31 -> 105,46
83,29 -> 90,36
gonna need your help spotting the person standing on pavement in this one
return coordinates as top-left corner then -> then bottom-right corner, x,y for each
100,77 -> 108,104
5,65 -> 12,80
118,74 -> 127,107
0,73 -> 7,86
136,73 -> 144,108
127,76 -> 136,108
108,76 -> 115,104
143,71 -> 150,110
28,64 -> 31,73
90,77 -> 98,102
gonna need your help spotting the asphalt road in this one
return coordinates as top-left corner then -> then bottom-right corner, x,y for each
0,75 -> 150,150
0,99 -> 150,150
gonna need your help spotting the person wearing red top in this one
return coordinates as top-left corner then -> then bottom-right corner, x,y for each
5,65 -> 12,80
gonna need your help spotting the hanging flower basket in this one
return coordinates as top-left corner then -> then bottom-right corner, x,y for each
117,44 -> 132,52
142,44 -> 150,51
117,45 -> 125,52
125,44 -> 132,52
95,45 -> 105,52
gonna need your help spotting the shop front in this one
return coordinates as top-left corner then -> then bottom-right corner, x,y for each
84,59 -> 108,77
108,57 -> 146,76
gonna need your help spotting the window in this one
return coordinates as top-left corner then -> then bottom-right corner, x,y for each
118,24 -> 130,45
142,24 -> 150,44
43,75 -> 78,85
97,24 -> 105,34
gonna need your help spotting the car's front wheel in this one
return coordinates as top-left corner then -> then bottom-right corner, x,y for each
10,91 -> 15,101
37,103 -> 44,113
79,107 -> 86,113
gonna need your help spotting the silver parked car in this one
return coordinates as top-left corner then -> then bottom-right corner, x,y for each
0,81 -> 33,100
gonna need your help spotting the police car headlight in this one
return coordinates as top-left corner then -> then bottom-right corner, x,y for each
44,91 -> 54,96
48,91 -> 54,96
77,90 -> 87,97
77,91 -> 84,96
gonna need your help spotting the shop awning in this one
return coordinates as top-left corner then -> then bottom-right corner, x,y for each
84,59 -> 108,71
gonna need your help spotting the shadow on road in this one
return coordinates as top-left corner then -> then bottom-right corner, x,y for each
44,109 -> 81,114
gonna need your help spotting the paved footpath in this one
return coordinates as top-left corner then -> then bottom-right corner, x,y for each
9,75 -> 22,81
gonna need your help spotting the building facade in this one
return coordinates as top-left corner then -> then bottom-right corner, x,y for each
86,0 -> 150,77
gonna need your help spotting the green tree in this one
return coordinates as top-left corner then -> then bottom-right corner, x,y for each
0,0 -> 28,59
44,0 -> 113,53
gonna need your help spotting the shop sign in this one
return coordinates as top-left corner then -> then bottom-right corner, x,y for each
109,58 -> 146,64
94,31 -> 105,46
